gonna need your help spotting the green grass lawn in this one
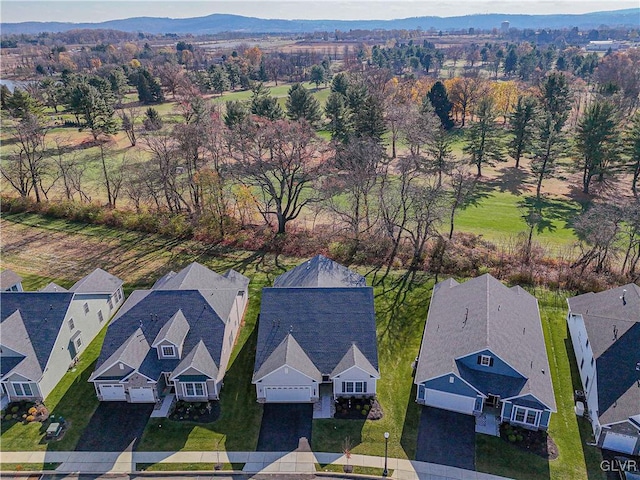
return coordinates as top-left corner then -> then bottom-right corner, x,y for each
0,463 -> 60,471
455,191 -> 581,249
0,317 -> 107,451
0,214 -> 602,479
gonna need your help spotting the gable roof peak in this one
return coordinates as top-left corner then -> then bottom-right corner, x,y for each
274,255 -> 366,288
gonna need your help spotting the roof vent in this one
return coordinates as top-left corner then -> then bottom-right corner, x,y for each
498,304 -> 501,311
636,362 -> 640,371
620,289 -> 627,305
541,368 -> 545,374
463,308 -> 468,328
613,325 -> 618,341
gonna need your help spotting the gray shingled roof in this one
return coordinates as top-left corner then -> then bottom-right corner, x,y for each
153,262 -> 247,291
274,255 -> 366,288
567,283 -> 640,426
255,287 -> 379,379
92,263 -> 248,384
89,328 -> 150,380
40,282 -> 68,292
1,270 -> 22,290
152,309 -> 190,348
70,268 -> 123,294
0,310 -> 40,380
1,292 -> 74,381
331,343 -> 380,378
253,333 -> 322,382
171,340 -> 218,381
415,274 -> 556,411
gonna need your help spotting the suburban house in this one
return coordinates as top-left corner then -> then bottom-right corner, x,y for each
252,255 -> 380,403
567,284 -> 640,455
414,274 -> 556,435
89,262 -> 249,404
0,268 -> 124,409
1,269 -> 23,292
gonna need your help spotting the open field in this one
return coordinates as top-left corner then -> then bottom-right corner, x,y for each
0,212 -> 604,479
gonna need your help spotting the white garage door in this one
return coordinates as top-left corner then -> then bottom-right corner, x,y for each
602,432 -> 638,454
129,387 -> 155,403
265,386 -> 312,402
99,384 -> 126,401
424,389 -> 476,415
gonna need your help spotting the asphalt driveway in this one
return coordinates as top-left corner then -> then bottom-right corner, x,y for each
257,403 -> 313,452
75,402 -> 154,451
415,406 -> 476,470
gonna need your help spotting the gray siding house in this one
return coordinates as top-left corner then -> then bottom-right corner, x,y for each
0,269 -> 124,409
1,269 -> 23,292
253,255 -> 379,403
414,275 -> 556,435
89,262 -> 249,404
567,284 -> 640,455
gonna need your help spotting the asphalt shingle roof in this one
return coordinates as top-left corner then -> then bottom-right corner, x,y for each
40,282 -> 69,292
0,270 -> 22,290
93,290 -> 229,382
153,262 -> 248,291
70,268 -> 123,294
255,287 -> 378,378
331,343 -> 380,378
152,309 -> 190,348
567,283 -> 640,426
415,274 -> 556,411
1,292 -> 74,381
253,333 -> 322,382
273,255 -> 366,288
171,340 -> 219,381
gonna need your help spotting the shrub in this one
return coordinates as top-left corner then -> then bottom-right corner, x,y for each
508,434 -> 516,442
26,415 -> 35,422
4,414 -> 12,421
361,409 -> 367,415
516,434 -> 524,442
28,407 -> 37,415
10,406 -> 19,413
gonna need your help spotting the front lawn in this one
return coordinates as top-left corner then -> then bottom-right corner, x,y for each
0,313 -> 106,451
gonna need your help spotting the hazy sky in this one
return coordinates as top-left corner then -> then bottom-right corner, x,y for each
1,0 -> 637,23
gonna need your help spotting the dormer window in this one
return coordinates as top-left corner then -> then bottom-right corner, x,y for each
161,345 -> 176,358
478,355 -> 493,367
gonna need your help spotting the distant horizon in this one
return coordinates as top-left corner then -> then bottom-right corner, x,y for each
1,1 -> 638,24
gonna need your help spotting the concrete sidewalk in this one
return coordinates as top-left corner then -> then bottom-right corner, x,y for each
0,450 -> 512,480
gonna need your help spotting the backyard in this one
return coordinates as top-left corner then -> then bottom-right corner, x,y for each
0,212 -> 605,479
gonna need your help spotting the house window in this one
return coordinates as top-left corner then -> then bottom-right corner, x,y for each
108,297 -> 113,310
117,289 -> 122,301
98,310 -> 104,323
585,377 -> 589,388
68,318 -> 75,331
511,406 -> 539,426
13,382 -> 33,397
580,358 -> 584,369
182,382 -> 206,397
342,381 -> 367,394
83,303 -> 89,314
76,337 -> 82,348
479,355 -> 493,367
591,357 -> 595,367
585,338 -> 589,348
237,291 -> 245,297
161,345 -> 176,357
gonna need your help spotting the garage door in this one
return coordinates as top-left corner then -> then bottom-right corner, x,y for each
129,387 -> 155,403
424,389 -> 476,415
99,384 -> 126,401
602,432 -> 638,454
265,386 -> 311,402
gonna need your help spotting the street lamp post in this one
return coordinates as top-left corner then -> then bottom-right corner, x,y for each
383,431 -> 389,477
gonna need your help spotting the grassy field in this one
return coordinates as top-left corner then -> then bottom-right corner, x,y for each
0,213 -> 603,479
137,462 -> 245,471
0,463 -> 60,471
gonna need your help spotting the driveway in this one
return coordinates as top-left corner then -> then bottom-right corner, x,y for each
75,402 -> 154,451
257,403 -> 313,452
415,406 -> 476,470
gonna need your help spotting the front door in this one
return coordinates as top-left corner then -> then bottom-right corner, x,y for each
487,394 -> 500,408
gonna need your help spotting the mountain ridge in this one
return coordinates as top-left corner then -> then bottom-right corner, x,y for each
2,9 -> 638,35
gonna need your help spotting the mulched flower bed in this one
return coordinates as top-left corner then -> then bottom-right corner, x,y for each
169,401 -> 220,423
334,397 -> 384,420
500,423 -> 559,460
